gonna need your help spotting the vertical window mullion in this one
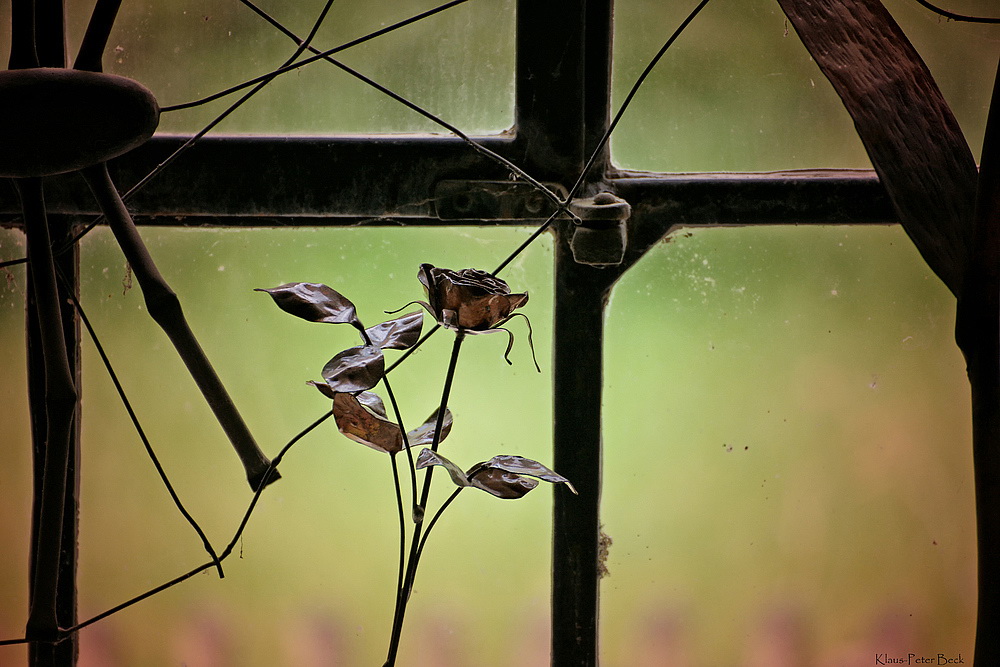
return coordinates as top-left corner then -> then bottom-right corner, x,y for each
514,1 -> 616,664
25,214 -> 81,666
551,221 -> 619,667
514,0 -> 589,179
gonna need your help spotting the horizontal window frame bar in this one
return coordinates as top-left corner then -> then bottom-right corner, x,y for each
0,137 -> 894,227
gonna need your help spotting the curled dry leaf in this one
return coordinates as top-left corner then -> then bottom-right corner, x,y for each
325,392 -> 453,455
332,392 -> 403,454
256,282 -> 363,331
417,449 -> 577,499
471,455 -> 578,495
417,264 -> 528,332
356,391 -> 390,417
416,449 -> 470,488
365,311 -> 423,350
307,380 -> 337,399
468,468 -> 538,499
322,345 -> 385,393
406,407 -> 453,449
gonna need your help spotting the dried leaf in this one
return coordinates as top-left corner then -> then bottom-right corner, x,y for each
468,468 -> 538,499
332,392 -> 403,453
418,449 -> 575,500
307,379 -> 336,399
322,345 -> 385,393
366,311 -> 423,350
415,449 -> 470,488
356,391 -> 389,418
256,282 -> 365,329
471,455 -> 578,494
406,407 -> 454,449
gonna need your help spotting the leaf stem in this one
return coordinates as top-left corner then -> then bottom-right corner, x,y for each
383,330 -> 465,666
417,330 -> 465,512
382,376 -> 420,520
389,453 -> 407,605
415,487 -> 463,563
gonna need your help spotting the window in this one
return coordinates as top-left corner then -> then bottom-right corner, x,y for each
0,0 -> 995,665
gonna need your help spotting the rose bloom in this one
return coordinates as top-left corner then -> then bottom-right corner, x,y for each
417,263 -> 528,332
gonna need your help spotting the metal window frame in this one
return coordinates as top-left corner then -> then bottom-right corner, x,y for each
0,1 -> 896,665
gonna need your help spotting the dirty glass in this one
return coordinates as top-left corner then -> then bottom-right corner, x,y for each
611,0 -> 997,171
0,226 -> 552,666
0,0 -> 516,135
0,229 -> 30,664
600,225 -> 975,666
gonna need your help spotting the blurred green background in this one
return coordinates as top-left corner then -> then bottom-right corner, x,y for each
0,0 -> 996,665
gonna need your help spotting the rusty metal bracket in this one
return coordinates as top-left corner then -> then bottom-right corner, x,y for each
433,179 -> 568,220
568,192 -> 631,266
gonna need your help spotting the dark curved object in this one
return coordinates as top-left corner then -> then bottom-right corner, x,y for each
776,1 -> 998,663
0,69 -> 159,178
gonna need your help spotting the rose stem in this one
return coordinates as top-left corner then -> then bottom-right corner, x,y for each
414,487 -> 463,564
381,377 -> 420,521
389,452 -> 407,606
384,330 -> 465,667
419,330 -> 465,507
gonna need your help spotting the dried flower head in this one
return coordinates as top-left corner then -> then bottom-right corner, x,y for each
417,264 -> 528,332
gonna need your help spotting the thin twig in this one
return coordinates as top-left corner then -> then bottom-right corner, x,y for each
308,56 -> 568,213
486,0 -> 714,280
385,324 -> 439,375
219,409 -> 334,559
161,0 -> 473,113
414,487 -> 463,563
58,409 -> 334,639
566,0 -> 714,204
910,0 -> 1000,23
382,377 -> 420,520
492,209 -> 562,276
389,453 -> 407,607
58,562 -> 217,638
58,268 -> 223,577
234,2 -> 568,215
384,330 -> 465,666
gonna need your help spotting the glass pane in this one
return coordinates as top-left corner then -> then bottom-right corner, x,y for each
0,229 -> 29,666
611,0 -> 996,171
601,226 -> 975,665
0,226 -> 552,666
0,0 -> 515,135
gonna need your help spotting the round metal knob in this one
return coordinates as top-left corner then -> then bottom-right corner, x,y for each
0,68 -> 159,178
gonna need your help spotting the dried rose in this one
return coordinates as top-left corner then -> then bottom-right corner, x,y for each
416,264 -> 528,332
